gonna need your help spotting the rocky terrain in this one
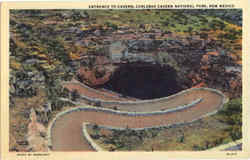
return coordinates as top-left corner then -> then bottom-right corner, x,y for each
75,34 -> 242,99
9,9 -> 242,151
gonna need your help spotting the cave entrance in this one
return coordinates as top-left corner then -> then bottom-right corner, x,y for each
102,62 -> 183,100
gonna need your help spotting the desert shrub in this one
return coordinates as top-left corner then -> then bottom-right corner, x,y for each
218,98 -> 242,140
209,19 -> 226,30
71,89 -> 80,101
91,124 -> 101,139
177,133 -> 185,143
192,144 -> 203,151
9,96 -> 15,107
95,101 -> 102,107
11,71 -> 38,97
105,22 -> 118,30
100,127 -> 160,151
60,88 -> 70,98
94,69 -> 106,79
50,98 -> 73,111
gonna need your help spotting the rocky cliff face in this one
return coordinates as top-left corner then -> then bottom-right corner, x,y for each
9,10 -> 242,100
76,36 -> 241,99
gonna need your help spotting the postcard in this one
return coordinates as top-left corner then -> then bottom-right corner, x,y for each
1,0 -> 249,159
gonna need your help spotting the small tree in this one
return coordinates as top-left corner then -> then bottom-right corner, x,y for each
92,124 -> 100,139
177,131 -> 185,143
95,101 -> 102,107
71,89 -> 80,101
205,141 -> 210,149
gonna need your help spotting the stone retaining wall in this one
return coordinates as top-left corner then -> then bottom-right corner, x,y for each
65,82 -> 227,108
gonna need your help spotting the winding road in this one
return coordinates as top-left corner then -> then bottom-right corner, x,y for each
48,81 -> 227,151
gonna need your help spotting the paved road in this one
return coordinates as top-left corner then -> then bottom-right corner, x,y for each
49,83 -> 226,151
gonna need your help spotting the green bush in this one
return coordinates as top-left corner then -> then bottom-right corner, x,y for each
105,22 -> 118,30
100,127 -> 160,151
71,89 -> 80,101
218,98 -> 242,140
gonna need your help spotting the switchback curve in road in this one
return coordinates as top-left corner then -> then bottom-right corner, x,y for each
48,85 -> 227,151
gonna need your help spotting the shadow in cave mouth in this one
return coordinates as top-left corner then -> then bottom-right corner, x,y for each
101,63 -> 183,100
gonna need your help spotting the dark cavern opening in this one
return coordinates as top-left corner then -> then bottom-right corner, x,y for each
101,62 -> 183,100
